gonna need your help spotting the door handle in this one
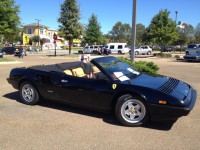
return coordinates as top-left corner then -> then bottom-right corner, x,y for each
61,79 -> 68,83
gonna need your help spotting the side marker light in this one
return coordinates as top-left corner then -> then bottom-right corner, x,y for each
159,100 -> 167,104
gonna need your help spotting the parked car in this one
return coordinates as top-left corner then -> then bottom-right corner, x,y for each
183,53 -> 200,61
79,45 -> 101,54
7,56 -> 197,127
185,44 -> 200,55
105,43 -> 129,54
133,46 -> 152,55
161,46 -> 173,52
14,48 -> 27,56
98,46 -> 111,55
0,49 -> 3,58
1,47 -> 16,55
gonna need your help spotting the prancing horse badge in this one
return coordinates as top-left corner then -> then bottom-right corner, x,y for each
112,84 -> 117,89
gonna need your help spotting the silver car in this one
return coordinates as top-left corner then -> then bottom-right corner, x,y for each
134,46 -> 152,55
185,44 -> 200,55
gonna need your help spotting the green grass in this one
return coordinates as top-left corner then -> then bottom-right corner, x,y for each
0,58 -> 15,62
62,47 -> 83,51
47,54 -> 80,58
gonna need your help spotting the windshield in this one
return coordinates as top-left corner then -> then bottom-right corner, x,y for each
95,57 -> 140,81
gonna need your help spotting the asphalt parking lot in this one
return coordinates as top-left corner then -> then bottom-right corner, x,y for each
0,53 -> 199,150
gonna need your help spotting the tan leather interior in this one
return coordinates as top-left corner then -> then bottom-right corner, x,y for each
92,66 -> 100,73
72,67 -> 86,77
64,69 -> 73,76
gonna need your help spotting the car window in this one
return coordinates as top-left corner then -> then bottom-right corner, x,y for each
118,45 -> 122,49
95,58 -> 140,81
188,45 -> 196,48
94,46 -> 98,48
125,45 -> 127,48
110,45 -> 114,49
90,46 -> 93,48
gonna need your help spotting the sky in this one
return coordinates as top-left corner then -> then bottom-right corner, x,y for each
15,0 -> 200,34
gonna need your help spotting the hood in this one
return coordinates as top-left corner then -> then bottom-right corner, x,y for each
131,74 -> 190,100
130,74 -> 170,89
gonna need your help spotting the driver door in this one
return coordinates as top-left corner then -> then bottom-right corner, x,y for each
57,74 -> 114,111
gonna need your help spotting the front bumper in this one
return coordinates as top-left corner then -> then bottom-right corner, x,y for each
184,56 -> 200,61
7,78 -> 19,90
148,88 -> 197,122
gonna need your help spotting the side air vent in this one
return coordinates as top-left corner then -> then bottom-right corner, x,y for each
158,78 -> 179,94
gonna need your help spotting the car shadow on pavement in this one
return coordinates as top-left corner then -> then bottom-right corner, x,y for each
4,91 -> 174,131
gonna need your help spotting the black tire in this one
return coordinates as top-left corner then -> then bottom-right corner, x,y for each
186,51 -> 189,55
147,51 -> 151,55
19,81 -> 39,105
196,51 -> 199,54
135,51 -> 139,55
118,50 -> 122,54
78,51 -> 83,54
115,94 -> 149,127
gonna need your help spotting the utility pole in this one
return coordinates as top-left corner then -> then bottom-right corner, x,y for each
175,11 -> 178,24
130,0 -> 137,62
35,19 -> 41,46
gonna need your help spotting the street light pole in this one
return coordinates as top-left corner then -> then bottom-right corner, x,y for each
175,11 -> 178,24
35,19 -> 41,46
131,0 -> 137,62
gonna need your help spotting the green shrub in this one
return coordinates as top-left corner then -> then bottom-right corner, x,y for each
174,55 -> 180,59
154,53 -> 172,58
0,44 -> 4,48
118,57 -> 159,75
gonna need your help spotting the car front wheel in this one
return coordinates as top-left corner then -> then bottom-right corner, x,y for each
115,94 -> 149,127
135,51 -> 139,55
20,82 -> 39,105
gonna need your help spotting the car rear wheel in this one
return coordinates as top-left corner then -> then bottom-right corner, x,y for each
186,51 -> 189,55
20,82 -> 39,105
147,51 -> 151,55
118,50 -> 122,54
115,94 -> 149,127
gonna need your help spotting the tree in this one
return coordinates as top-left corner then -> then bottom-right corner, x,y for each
0,0 -> 21,42
148,9 -> 178,47
180,24 -> 195,44
174,32 -> 187,49
136,23 -> 146,46
194,23 -> 200,43
58,0 -> 81,54
83,14 -> 102,45
109,21 -> 131,44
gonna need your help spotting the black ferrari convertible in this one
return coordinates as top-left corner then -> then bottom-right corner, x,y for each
7,56 -> 197,126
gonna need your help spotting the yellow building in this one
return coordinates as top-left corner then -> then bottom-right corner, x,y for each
23,23 -> 58,41
23,23 -> 82,48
